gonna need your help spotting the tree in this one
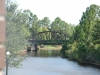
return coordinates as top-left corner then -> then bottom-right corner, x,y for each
63,4 -> 100,63
75,4 -> 100,60
51,17 -> 62,32
31,14 -> 39,32
5,0 -> 27,68
79,4 -> 100,45
51,17 -> 74,38
30,14 -> 39,33
92,20 -> 100,44
40,17 -> 50,28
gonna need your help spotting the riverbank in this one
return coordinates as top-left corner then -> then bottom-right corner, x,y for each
19,45 -> 61,55
64,54 -> 100,68
77,60 -> 100,68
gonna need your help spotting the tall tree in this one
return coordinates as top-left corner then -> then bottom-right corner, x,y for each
51,17 -> 74,36
30,14 -> 39,33
78,4 -> 100,45
92,20 -> 100,44
40,17 -> 50,28
5,0 -> 27,68
51,17 -> 62,32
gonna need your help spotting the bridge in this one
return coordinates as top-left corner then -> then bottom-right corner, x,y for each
28,31 -> 69,51
28,31 -> 69,44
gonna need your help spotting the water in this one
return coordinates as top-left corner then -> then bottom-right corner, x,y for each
8,50 -> 100,75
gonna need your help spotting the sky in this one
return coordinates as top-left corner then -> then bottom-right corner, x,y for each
11,0 -> 100,25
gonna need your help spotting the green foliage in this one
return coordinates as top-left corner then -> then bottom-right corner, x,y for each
92,20 -> 100,44
61,4 -> 100,64
60,43 -> 69,57
40,17 -> 50,28
51,17 -> 75,36
66,41 -> 78,60
5,0 -> 28,68
94,46 -> 100,63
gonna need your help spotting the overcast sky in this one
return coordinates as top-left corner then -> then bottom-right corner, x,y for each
11,0 -> 100,25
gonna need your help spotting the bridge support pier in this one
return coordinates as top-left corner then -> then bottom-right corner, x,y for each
34,44 -> 38,51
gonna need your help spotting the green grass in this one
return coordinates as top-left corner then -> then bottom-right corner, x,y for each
39,45 -> 62,50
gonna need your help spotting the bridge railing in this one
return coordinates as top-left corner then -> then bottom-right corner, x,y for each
32,31 -> 69,41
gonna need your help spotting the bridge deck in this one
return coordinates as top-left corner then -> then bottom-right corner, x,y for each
28,40 -> 68,44
28,31 -> 69,44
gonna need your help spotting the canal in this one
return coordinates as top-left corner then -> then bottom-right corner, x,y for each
9,50 -> 100,75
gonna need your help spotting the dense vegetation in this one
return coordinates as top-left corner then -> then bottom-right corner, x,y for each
61,4 -> 100,65
5,0 -> 30,68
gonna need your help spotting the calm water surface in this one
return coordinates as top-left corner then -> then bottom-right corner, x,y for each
8,50 -> 100,75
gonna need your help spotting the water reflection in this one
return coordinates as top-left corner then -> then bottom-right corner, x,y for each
27,50 -> 60,57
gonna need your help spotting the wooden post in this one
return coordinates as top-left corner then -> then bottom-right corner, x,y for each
0,0 -> 6,75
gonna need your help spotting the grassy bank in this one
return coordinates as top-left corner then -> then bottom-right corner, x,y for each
39,45 -> 62,50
